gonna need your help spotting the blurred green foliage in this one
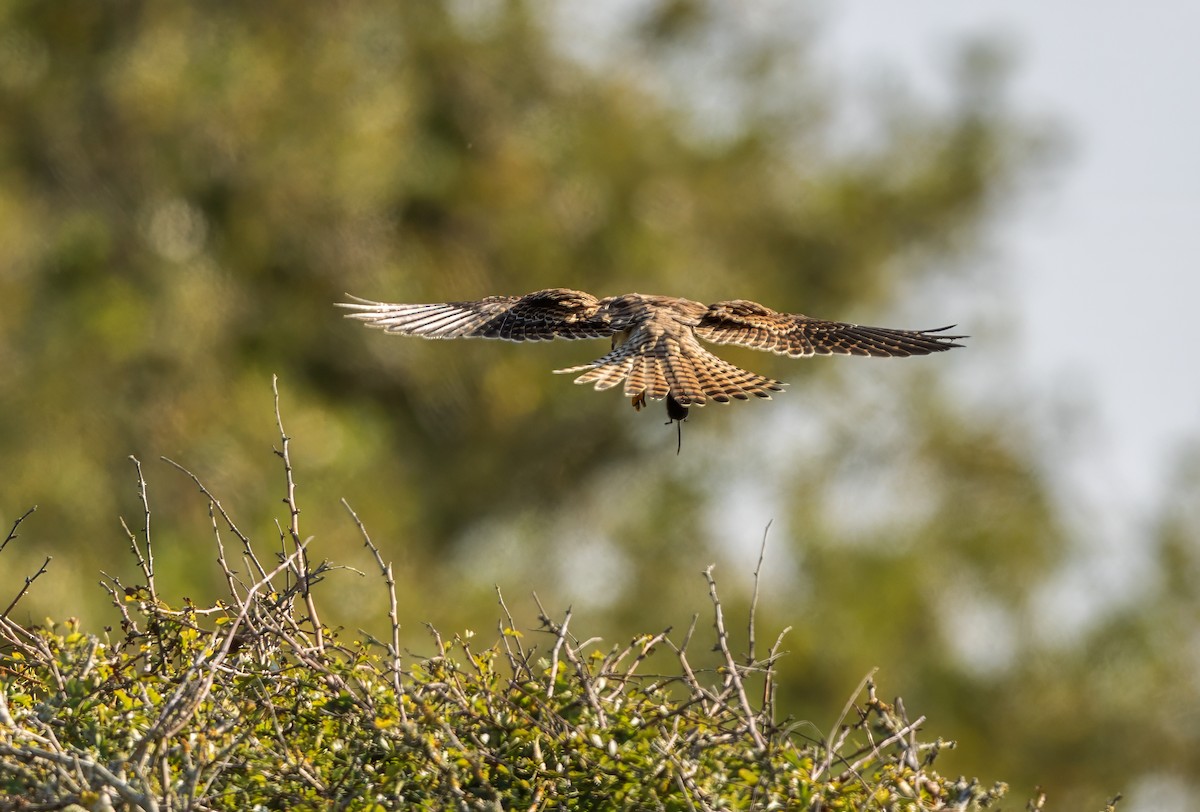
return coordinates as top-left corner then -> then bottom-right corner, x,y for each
1,0 -> 1196,808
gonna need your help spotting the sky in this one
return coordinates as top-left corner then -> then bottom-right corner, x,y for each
818,1 -> 1200,515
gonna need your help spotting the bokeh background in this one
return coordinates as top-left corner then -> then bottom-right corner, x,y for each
2,1 -> 1197,808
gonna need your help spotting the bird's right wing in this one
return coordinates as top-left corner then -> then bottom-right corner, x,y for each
337,288 -> 615,341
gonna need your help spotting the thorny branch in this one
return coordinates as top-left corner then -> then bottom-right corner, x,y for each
273,374 -> 324,652
121,456 -> 157,603
704,565 -> 766,750
343,497 -> 407,723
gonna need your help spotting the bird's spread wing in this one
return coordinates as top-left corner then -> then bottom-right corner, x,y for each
337,288 -> 615,341
556,330 -> 785,407
695,299 -> 966,358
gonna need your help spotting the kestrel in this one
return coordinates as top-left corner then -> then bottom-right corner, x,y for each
339,289 -> 964,447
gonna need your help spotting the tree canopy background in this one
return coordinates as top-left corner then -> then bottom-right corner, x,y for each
1,1 -> 1197,807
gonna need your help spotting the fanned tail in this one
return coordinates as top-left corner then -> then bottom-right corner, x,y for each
555,340 -> 785,407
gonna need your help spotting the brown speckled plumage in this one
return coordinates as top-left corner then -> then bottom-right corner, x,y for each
339,288 -> 964,427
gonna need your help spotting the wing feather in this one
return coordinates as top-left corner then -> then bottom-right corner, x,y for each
337,288 -> 614,341
696,299 -> 966,358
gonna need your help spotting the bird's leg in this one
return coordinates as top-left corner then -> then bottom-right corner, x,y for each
631,391 -> 646,411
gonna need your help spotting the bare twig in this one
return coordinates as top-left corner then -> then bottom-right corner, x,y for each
1,505 -> 37,554
534,594 -> 608,729
812,669 -> 878,781
2,556 -> 51,620
342,498 -> 406,721
495,586 -> 530,681
763,625 -> 791,725
680,612 -> 699,652
540,598 -> 570,701
134,539 -> 314,767
748,520 -> 772,667
896,696 -> 920,770
97,573 -> 142,641
160,457 -> 268,582
273,375 -> 324,652
842,714 -> 927,777
127,456 -> 157,600
210,502 -> 245,610
0,614 -> 43,659
606,628 -> 672,701
667,613 -> 722,710
703,565 -> 766,750
425,622 -> 448,658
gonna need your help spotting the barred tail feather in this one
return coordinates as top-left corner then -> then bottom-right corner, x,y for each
626,352 -> 670,400
679,345 -> 785,406
555,342 -> 785,408
556,346 -> 636,392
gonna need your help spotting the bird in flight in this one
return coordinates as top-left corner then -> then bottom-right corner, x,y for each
339,288 -> 964,449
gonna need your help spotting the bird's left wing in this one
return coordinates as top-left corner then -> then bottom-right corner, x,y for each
337,288 -> 615,341
695,299 -> 966,357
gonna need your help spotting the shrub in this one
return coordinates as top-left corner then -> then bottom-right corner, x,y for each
1,386 -> 1014,810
